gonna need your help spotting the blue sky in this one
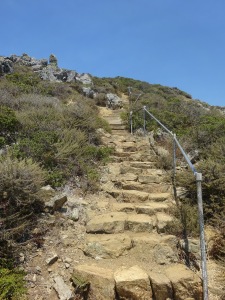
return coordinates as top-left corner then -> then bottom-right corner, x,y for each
1,0 -> 225,107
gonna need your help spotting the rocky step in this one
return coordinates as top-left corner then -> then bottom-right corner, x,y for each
83,231 -> 177,260
118,181 -> 172,193
110,129 -> 128,136
86,211 -> 173,234
72,263 -> 203,300
111,201 -> 169,215
111,173 -> 167,186
112,152 -> 157,162
108,189 -> 170,203
129,161 -> 157,169
110,124 -> 126,130
120,164 -> 164,175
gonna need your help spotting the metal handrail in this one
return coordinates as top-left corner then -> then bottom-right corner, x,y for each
130,105 -> 208,300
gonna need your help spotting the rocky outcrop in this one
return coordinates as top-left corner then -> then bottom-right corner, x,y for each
0,57 -> 14,75
0,53 -> 93,86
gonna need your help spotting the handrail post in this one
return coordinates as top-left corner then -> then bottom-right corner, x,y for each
172,133 -> 178,204
143,106 -> 146,135
196,172 -> 208,300
173,133 -> 176,178
130,111 -> 133,135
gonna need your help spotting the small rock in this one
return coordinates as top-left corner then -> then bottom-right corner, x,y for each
19,253 -> 25,263
65,263 -> 70,269
46,254 -> 58,265
35,266 -> 42,274
64,257 -> 72,264
70,208 -> 79,221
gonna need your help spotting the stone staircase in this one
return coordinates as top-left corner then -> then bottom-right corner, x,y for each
72,106 -> 203,300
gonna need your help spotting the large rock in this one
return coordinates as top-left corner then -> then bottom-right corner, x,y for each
165,264 -> 203,300
84,234 -> 133,259
106,93 -> 123,109
45,194 -> 67,213
114,265 -> 152,300
156,212 -> 173,233
86,212 -> 127,233
125,214 -> 155,232
53,275 -> 73,300
76,73 -> 92,85
49,53 -> 58,66
153,244 -> 178,265
149,271 -> 173,300
72,264 -> 115,300
0,58 -> 13,75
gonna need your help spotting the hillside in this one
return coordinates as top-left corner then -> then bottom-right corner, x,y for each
0,54 -> 225,299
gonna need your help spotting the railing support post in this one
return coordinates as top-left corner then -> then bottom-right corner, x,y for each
172,134 -> 178,204
143,106 -> 146,135
130,111 -> 133,135
196,172 -> 208,300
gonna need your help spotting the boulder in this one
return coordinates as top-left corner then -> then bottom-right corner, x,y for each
149,271 -> 173,300
165,264 -> 203,300
72,264 -> 115,300
86,212 -> 127,234
76,73 -> 92,85
0,58 -> 13,75
49,53 -> 58,66
45,194 -> 67,213
153,244 -> 178,265
106,93 -> 123,109
114,265 -> 152,300
84,233 -> 132,259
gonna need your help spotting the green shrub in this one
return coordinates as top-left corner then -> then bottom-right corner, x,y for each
0,153 -> 46,246
0,268 -> 26,300
0,106 -> 20,146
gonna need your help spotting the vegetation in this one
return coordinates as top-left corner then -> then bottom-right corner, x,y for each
1,57 -> 225,296
0,64 -> 114,298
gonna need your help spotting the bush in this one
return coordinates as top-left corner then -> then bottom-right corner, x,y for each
0,106 -> 20,147
0,268 -> 26,300
0,153 -> 46,247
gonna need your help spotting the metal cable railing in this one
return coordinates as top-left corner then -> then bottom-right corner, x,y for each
129,105 -> 208,300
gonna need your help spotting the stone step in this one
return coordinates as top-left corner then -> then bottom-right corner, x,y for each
119,181 -> 171,193
113,153 -> 156,162
86,211 -> 173,235
86,212 -> 155,234
108,189 -> 170,203
110,124 -> 126,130
71,263 -> 202,300
111,202 -> 169,215
111,129 -> 128,136
113,151 -> 137,157
129,161 -> 157,169
112,172 -> 166,185
83,233 -> 133,259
